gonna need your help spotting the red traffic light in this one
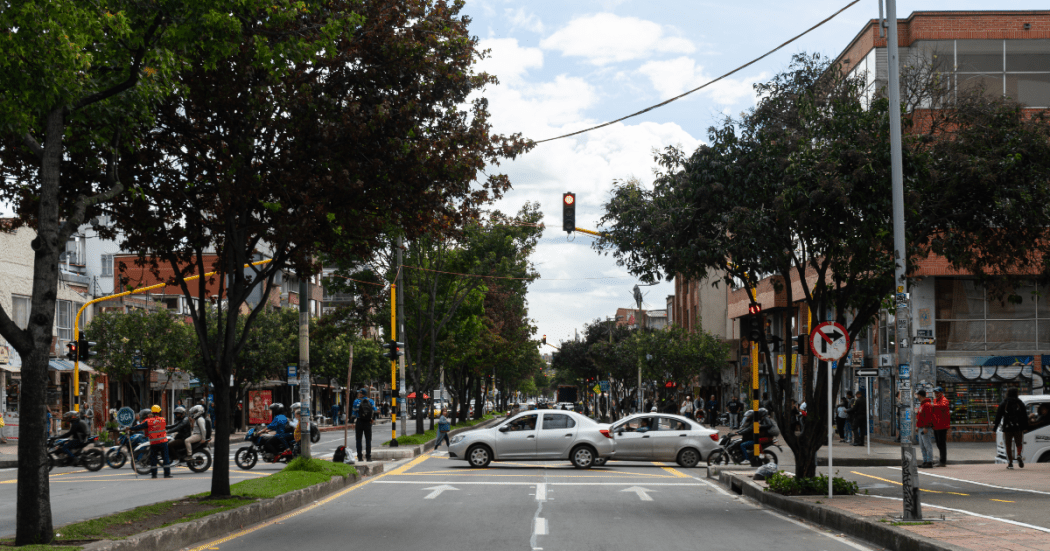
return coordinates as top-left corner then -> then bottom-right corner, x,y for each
563,194 -> 574,206
748,303 -> 762,315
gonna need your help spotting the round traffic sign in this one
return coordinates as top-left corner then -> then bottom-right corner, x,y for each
809,322 -> 850,362
116,406 -> 136,427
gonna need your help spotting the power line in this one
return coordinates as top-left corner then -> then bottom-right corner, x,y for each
533,0 -> 863,144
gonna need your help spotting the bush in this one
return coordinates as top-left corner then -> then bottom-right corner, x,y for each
765,471 -> 859,496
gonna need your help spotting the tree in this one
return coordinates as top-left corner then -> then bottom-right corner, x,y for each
0,1 -> 250,542
596,53 -> 1050,477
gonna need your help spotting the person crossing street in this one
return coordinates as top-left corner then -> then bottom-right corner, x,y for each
992,388 -> 1029,469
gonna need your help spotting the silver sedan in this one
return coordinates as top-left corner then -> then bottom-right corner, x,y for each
447,410 -> 615,469
598,413 -> 719,468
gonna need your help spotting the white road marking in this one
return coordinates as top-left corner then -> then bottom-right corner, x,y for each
536,483 -> 546,501
373,480 -> 702,486
534,517 -> 547,535
761,509 -> 875,550
886,466 -> 1050,496
422,484 -> 458,499
866,494 -> 1050,533
622,486 -> 655,501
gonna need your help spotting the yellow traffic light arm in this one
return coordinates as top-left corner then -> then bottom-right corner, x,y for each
573,227 -> 605,237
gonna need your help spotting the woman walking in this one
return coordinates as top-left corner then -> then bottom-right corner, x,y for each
434,408 -> 452,451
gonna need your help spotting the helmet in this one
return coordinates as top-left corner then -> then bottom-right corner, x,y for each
63,410 -> 78,420
189,405 -> 204,418
269,402 -> 285,416
151,405 -> 161,413
139,409 -> 152,419
757,408 -> 769,418
289,402 -> 301,414
174,406 -> 186,417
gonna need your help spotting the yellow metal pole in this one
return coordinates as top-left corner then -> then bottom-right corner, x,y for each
390,283 -> 397,444
748,282 -> 760,462
71,258 -> 273,413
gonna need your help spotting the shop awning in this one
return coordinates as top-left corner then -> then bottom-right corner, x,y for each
406,392 -> 429,399
48,359 -> 94,373
0,364 -> 19,373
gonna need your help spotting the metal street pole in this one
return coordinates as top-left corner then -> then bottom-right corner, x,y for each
885,0 -> 921,520
397,235 -> 407,438
299,272 -> 311,459
389,282 -> 398,447
344,345 -> 353,450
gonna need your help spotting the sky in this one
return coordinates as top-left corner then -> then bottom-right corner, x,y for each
461,0 -> 1049,346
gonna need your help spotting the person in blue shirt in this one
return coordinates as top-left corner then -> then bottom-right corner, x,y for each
352,389 -> 376,462
258,403 -> 290,457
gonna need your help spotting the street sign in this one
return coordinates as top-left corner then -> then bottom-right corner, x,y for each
899,364 -> 910,378
599,381 -> 610,392
116,407 -> 135,427
855,368 -> 878,377
592,383 -> 601,394
133,354 -> 143,370
809,322 -> 850,362
913,336 -> 935,345
288,377 -> 299,385
288,364 -> 298,378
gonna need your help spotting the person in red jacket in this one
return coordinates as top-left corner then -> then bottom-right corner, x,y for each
914,390 -> 935,468
931,387 -> 951,467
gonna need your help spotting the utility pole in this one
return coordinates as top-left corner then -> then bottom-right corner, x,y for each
299,271 -> 312,459
397,235 -> 407,439
884,0 -> 921,520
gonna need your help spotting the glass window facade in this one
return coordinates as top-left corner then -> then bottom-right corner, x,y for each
943,381 -> 1031,425
935,280 -> 1050,351
911,39 -> 1050,107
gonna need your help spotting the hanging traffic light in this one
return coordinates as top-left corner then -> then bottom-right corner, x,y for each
383,341 -> 404,360
562,192 -> 576,233
78,340 -> 97,359
66,341 -> 78,361
748,303 -> 762,315
541,335 -> 546,345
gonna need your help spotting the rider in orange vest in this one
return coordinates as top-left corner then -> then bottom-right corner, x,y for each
127,405 -> 171,478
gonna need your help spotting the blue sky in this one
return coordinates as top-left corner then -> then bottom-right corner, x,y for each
464,0 -> 1049,345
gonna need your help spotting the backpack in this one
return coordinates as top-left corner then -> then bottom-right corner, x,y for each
1003,399 -> 1028,430
358,399 -> 374,423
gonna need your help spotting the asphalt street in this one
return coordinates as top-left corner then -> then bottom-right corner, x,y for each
0,420 -> 419,537
841,465 -> 1050,530
183,451 -> 879,551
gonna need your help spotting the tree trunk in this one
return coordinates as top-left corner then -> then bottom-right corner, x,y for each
209,377 -> 232,497
16,348 -> 54,545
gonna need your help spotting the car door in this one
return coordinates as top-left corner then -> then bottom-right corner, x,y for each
535,413 -> 578,458
649,417 -> 690,460
612,416 -> 656,460
495,413 -> 539,459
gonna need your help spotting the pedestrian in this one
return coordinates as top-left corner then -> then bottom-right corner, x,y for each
915,390 -> 935,468
330,402 -> 341,426
726,395 -> 742,429
680,395 -> 695,419
992,387 -> 1028,469
843,391 -> 855,442
847,388 -> 866,446
790,400 -> 801,433
931,386 -> 951,467
836,397 -> 849,442
127,405 -> 171,478
706,394 -> 719,427
434,407 -> 451,450
352,388 -> 375,462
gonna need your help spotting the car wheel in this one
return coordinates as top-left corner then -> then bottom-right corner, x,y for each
467,445 -> 492,468
570,445 -> 596,469
676,448 -> 700,468
706,449 -> 728,466
1037,451 -> 1049,463
593,457 -> 608,466
235,447 -> 258,470
188,449 -> 213,473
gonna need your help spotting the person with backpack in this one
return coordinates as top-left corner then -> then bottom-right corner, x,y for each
992,387 -> 1029,469
434,407 -> 451,451
915,390 -> 935,468
353,388 -> 376,462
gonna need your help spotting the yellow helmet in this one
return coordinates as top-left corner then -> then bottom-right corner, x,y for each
151,405 -> 161,413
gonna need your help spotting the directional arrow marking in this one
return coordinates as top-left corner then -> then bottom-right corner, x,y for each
423,485 -> 459,499
622,486 -> 655,501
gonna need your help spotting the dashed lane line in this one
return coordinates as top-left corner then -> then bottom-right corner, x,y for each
851,471 -> 969,496
886,466 -> 1050,497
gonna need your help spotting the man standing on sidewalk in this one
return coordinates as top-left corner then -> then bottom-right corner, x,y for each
726,395 -> 742,429
915,390 -> 935,468
353,388 -> 375,462
931,387 -> 951,467
992,387 -> 1028,469
705,394 -> 719,428
848,388 -> 866,446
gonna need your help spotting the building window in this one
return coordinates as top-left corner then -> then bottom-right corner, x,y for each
912,39 -> 1050,107
11,295 -> 30,329
56,300 -> 72,341
878,311 -> 896,355
101,254 -> 114,277
935,279 -> 1043,351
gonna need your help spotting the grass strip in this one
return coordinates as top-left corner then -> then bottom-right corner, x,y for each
2,458 -> 358,551
382,414 -> 497,447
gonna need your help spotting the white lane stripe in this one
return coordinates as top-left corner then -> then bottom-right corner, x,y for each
886,466 -> 1050,496
536,483 -> 546,501
760,509 -> 875,551
373,481 -> 703,486
534,518 -> 547,535
866,494 -> 1050,534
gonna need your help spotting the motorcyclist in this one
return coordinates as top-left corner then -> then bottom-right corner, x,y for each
183,405 -> 208,457
167,406 -> 192,457
54,410 -> 89,461
288,402 -> 302,448
736,408 -> 772,463
259,403 -> 290,457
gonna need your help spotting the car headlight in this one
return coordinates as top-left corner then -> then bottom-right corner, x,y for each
450,435 -> 466,445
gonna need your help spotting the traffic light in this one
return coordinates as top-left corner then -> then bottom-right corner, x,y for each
741,315 -> 761,342
562,192 -> 576,233
78,340 -> 97,359
541,335 -> 546,345
748,303 -> 762,315
383,341 -> 404,360
66,341 -> 77,361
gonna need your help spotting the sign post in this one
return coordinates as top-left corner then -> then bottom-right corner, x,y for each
810,321 -> 850,499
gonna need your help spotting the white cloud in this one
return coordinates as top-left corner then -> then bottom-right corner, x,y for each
638,56 -> 766,105
505,7 -> 544,34
476,38 -> 543,85
540,13 -> 694,66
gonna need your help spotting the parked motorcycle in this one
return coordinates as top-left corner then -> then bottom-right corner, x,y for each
234,425 -> 300,470
105,432 -> 147,469
47,436 -> 104,471
129,434 -> 212,474
706,432 -> 781,466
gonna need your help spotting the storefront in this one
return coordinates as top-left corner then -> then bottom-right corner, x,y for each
936,355 -> 1041,442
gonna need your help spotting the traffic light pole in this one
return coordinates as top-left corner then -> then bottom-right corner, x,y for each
390,282 -> 398,447
397,235 -> 407,440
299,272 -> 312,459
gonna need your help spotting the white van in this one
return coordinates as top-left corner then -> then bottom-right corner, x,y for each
995,395 -> 1050,463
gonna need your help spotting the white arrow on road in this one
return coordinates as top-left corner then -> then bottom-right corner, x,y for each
423,485 -> 459,499
621,486 -> 656,501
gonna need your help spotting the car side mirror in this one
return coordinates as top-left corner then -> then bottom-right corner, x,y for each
498,425 -> 510,433
616,430 -> 624,436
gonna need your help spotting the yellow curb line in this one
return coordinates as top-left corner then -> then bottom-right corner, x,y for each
851,471 -> 969,496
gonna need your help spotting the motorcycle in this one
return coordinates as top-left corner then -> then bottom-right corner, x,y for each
129,434 -> 213,474
105,432 -> 147,469
706,432 -> 782,466
47,436 -> 104,471
234,425 -> 299,470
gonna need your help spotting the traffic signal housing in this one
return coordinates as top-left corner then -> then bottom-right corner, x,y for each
562,192 -> 576,233
748,303 -> 762,315
383,341 -> 404,361
66,341 -> 78,361
78,340 -> 97,359
541,335 -> 546,345
741,314 -> 762,342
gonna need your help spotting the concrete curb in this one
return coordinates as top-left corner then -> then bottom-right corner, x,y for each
80,462 -> 384,551
711,469 -> 969,551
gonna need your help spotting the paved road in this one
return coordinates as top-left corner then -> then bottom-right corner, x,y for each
184,452 -> 878,551
841,464 -> 1050,531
